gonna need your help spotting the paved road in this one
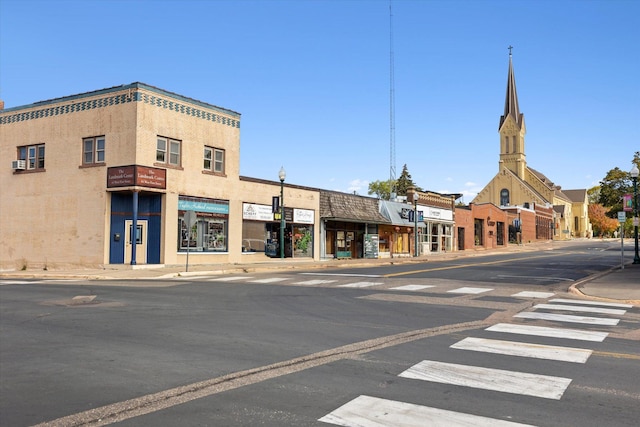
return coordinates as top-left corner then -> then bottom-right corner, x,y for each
1,242 -> 638,426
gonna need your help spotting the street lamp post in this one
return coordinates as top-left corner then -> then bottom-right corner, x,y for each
279,167 -> 286,259
413,192 -> 419,257
631,165 -> 639,264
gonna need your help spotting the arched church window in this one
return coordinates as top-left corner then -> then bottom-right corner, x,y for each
500,189 -> 510,206
512,136 -> 516,153
505,136 -> 509,153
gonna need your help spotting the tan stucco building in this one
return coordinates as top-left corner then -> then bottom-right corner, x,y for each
472,53 -> 591,239
0,83 -> 319,269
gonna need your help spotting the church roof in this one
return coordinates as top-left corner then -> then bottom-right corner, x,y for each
563,189 -> 588,203
527,167 -> 572,203
499,50 -> 524,130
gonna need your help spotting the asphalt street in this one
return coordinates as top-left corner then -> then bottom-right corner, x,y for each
1,240 -> 638,426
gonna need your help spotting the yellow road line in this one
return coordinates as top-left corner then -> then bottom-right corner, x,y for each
593,351 -> 640,361
383,253 -> 558,277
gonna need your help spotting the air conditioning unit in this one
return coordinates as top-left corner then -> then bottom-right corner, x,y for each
11,160 -> 26,170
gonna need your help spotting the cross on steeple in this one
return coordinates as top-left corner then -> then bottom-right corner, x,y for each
508,45 -> 513,56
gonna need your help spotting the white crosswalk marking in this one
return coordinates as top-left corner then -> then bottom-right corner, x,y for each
549,298 -> 633,308
533,303 -> 626,316
451,337 -> 592,363
248,277 -> 288,283
448,287 -> 493,294
338,282 -> 383,288
514,311 -> 620,326
511,291 -> 555,298
291,279 -> 337,285
300,272 -> 382,278
319,395 -> 536,427
390,284 -> 435,291
399,360 -> 572,399
486,323 -> 609,342
0,280 -> 34,285
208,276 -> 254,281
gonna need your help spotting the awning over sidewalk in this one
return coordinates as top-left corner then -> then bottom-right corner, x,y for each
379,200 -> 426,228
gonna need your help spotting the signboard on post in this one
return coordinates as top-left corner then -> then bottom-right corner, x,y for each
618,211 -> 626,269
623,194 -> 633,212
184,210 -> 197,272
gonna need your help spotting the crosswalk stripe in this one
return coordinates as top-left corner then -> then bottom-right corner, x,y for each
292,279 -> 337,285
208,276 -> 254,281
514,312 -> 620,326
338,282 -> 383,288
549,298 -> 633,309
390,284 -> 435,291
486,323 -> 609,342
0,280 -> 33,285
451,337 -> 592,363
248,277 -> 288,283
300,272 -> 383,278
399,360 -> 572,399
448,287 -> 493,294
318,395 -> 536,426
533,303 -> 626,316
511,291 -> 555,298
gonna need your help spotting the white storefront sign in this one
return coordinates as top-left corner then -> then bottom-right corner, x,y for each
243,203 -> 274,221
294,209 -> 315,224
419,205 -> 453,221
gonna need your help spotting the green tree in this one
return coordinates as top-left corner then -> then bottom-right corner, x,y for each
368,180 -> 394,200
587,186 -> 600,204
395,164 -> 423,196
598,152 -> 640,216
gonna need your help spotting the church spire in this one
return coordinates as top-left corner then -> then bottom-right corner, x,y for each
499,46 -> 522,130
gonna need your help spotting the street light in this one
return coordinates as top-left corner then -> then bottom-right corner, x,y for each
631,164 -> 639,264
279,166 -> 286,259
413,192 -> 419,257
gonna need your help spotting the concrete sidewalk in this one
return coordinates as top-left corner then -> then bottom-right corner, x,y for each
2,241 -> 639,305
570,262 -> 640,305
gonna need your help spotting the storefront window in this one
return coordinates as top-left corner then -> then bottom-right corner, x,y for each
179,217 -> 228,251
293,226 -> 313,257
178,196 -> 229,252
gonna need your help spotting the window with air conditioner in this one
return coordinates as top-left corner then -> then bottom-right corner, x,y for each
16,144 -> 45,171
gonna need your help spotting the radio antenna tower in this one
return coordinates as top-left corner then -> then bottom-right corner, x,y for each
388,0 -> 397,200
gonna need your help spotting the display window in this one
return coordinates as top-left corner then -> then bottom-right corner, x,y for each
178,196 -> 229,252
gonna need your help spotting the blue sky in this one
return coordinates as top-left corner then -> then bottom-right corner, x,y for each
1,0 -> 638,201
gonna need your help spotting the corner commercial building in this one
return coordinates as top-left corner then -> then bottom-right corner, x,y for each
0,83 -> 319,269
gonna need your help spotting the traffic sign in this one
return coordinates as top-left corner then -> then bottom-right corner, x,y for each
617,211 -> 626,222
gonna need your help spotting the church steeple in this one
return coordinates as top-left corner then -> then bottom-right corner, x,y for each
499,46 -> 523,130
498,47 -> 527,179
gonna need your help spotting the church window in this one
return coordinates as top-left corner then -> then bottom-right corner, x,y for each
512,136 -> 517,153
505,136 -> 509,153
500,189 -> 510,206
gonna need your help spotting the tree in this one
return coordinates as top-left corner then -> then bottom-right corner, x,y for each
587,186 -> 600,204
395,164 -> 423,196
368,180 -> 393,200
588,203 -> 620,237
598,152 -> 640,217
